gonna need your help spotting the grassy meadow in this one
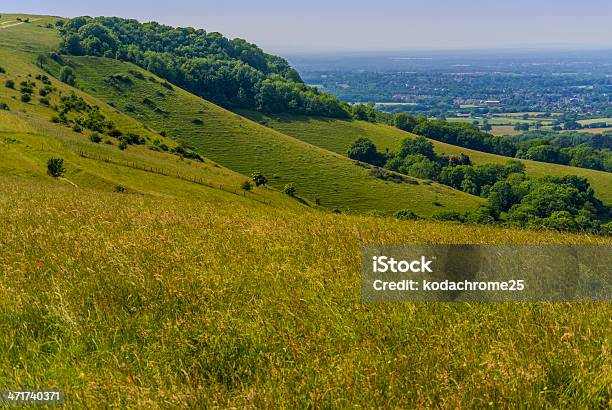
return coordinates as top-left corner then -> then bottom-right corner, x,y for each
244,112 -> 612,205
0,13 -> 610,409
1,176 -> 611,408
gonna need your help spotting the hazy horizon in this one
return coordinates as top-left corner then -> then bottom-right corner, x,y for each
2,0 -> 612,54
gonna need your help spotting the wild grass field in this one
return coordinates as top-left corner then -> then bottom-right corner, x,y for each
0,13 -> 611,409
243,112 -> 612,205
1,176 -> 611,408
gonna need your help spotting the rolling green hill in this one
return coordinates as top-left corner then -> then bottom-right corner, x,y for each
0,17 -> 483,216
241,112 -> 612,205
1,13 -> 611,408
45,55 -> 482,215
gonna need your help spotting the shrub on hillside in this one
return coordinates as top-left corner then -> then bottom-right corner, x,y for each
0,103 -> 9,111
5,79 -> 14,89
118,140 -> 128,150
0,66 -> 5,74
251,172 -> 268,187
59,66 -> 76,86
47,158 -> 65,177
395,209 -> 419,220
89,133 -> 102,143
241,181 -> 252,191
20,94 -> 31,103
431,210 -> 464,222
283,183 -> 297,196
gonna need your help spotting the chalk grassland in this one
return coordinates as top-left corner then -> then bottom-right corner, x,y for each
1,176 -> 611,408
56,55 -> 482,215
0,14 -> 610,408
242,112 -> 612,205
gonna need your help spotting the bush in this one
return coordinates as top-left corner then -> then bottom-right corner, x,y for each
114,185 -> 126,193
431,210 -> 464,222
47,158 -> 65,177
20,94 -> 31,103
347,137 -> 385,166
118,140 -> 128,150
395,209 -> 419,220
59,66 -> 76,86
283,183 -> 297,196
0,66 -> 5,74
72,124 -> 82,133
241,181 -> 252,191
38,97 -> 50,106
251,172 -> 268,187
0,102 -> 9,111
5,79 -> 14,89
89,133 -> 102,143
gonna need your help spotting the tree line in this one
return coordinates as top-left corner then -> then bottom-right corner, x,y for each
348,135 -> 612,234
58,16 -> 351,118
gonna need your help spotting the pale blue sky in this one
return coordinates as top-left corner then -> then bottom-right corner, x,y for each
2,0 -> 611,52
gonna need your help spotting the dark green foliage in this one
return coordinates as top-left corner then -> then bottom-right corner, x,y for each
127,69 -> 144,80
39,97 -> 50,106
241,181 -> 252,191
251,172 -> 268,187
35,74 -> 52,85
5,79 -> 14,89
89,133 -> 102,143
0,102 -> 9,111
39,85 -> 53,96
0,66 -> 5,74
59,16 -> 350,117
47,158 -> 65,177
20,94 -> 31,103
105,73 -> 133,89
432,211 -> 464,222
283,183 -> 297,196
192,118 -> 204,125
60,66 -> 76,86
394,209 -> 419,220
118,140 -> 128,150
347,137 -> 386,166
60,17 -> 349,117
120,133 -> 145,145
171,145 -> 203,161
369,167 -> 406,183
397,114 -> 612,172
114,185 -> 126,193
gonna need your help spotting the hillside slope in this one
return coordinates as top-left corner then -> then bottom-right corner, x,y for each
242,112 -> 612,204
51,55 -> 482,215
0,40 -> 297,208
1,175 -> 611,407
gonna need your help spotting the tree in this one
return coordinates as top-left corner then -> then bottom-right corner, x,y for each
283,183 -> 296,196
347,137 -> 384,165
36,53 -> 48,67
241,180 -> 252,191
251,172 -> 267,187
394,113 -> 418,132
60,66 -> 76,86
47,158 -> 65,177
398,136 -> 436,161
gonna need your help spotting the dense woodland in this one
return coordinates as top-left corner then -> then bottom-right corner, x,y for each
348,135 -> 612,234
58,16 -> 351,117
